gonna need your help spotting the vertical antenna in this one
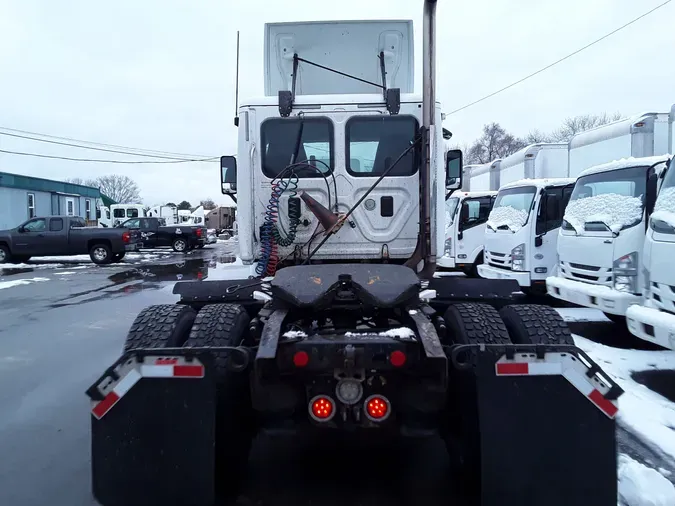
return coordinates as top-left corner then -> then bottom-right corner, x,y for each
234,31 -> 240,127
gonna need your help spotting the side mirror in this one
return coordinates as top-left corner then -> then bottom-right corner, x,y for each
221,156 -> 237,195
446,149 -> 463,191
17,226 -> 25,233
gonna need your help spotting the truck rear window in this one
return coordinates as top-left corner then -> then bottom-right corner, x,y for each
346,116 -> 418,177
261,117 -> 333,178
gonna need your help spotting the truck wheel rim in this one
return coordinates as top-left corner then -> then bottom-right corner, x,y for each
0,250 -> 5,262
94,248 -> 108,261
175,240 -> 186,251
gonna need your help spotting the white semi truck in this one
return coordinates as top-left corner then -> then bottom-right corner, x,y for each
438,190 -> 496,274
547,111 -> 673,320
477,143 -> 573,294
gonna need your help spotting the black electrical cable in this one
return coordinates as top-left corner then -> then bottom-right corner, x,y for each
0,149 -> 218,164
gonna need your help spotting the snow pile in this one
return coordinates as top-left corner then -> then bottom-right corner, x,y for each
564,193 -> 643,233
37,255 -> 91,262
651,187 -> 675,229
555,307 -> 611,323
618,454 -> 675,506
0,262 -> 64,269
0,277 -> 50,290
344,327 -> 416,340
548,276 -> 625,298
573,336 -> 675,461
282,330 -> 308,339
487,206 -> 529,232
579,155 -> 671,178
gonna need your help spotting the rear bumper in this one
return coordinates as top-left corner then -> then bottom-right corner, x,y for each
478,264 -> 531,287
437,254 -> 456,269
626,303 -> 675,350
546,276 -> 639,316
125,243 -> 140,252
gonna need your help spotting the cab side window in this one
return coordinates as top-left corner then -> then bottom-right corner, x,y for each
23,218 -> 46,232
537,187 -> 566,234
459,197 -> 492,230
124,219 -> 141,229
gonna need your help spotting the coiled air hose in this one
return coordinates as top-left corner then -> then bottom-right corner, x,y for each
257,172 -> 300,276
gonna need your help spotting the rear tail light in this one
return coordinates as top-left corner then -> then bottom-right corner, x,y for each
309,395 -> 335,422
293,351 -> 309,367
364,395 -> 391,422
122,232 -> 130,243
389,350 -> 406,367
196,228 -> 203,237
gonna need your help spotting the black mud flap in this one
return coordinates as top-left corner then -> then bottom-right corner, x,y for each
87,351 -> 217,506
449,344 -> 623,506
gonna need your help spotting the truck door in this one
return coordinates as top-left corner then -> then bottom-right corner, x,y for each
457,197 -> 492,267
43,217 -> 70,255
533,187 -> 566,276
13,218 -> 48,256
139,219 -> 158,248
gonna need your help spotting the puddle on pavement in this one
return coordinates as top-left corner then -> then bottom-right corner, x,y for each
0,267 -> 35,276
108,258 -> 212,284
632,370 -> 675,403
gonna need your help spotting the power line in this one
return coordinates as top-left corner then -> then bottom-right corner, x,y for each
0,149 -> 218,164
0,125 -> 214,159
0,131 -> 209,160
446,0 -> 672,116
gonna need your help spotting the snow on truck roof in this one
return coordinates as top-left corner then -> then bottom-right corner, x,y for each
499,178 -> 576,191
453,191 -> 497,199
499,143 -> 567,169
467,159 -> 501,176
568,112 -> 664,149
577,154 -> 672,178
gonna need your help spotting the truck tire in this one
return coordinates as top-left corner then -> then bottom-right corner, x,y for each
172,237 -> 188,252
183,304 -> 252,500
111,252 -> 125,263
0,245 -> 11,263
90,243 -> 112,265
123,304 -> 197,352
500,304 -> 573,345
444,302 -> 511,345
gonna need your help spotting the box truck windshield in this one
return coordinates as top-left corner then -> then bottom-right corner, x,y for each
563,166 -> 647,234
489,186 -> 536,229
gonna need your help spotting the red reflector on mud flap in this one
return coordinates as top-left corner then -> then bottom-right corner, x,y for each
90,357 -> 204,420
495,352 -> 619,419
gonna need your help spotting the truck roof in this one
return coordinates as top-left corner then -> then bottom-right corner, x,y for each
468,159 -> 501,177
499,143 -> 568,170
577,154 -> 672,178
499,178 -> 577,191
568,112 -> 664,150
240,93 -> 438,108
451,191 -> 497,199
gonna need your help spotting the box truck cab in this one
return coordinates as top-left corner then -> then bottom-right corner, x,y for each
547,155 -> 671,318
478,178 -> 575,293
438,191 -> 496,274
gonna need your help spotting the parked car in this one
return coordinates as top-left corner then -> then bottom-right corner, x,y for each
118,217 -> 207,252
0,216 -> 141,265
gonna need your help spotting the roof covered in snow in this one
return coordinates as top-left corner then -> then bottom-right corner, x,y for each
564,193 -> 644,234
578,154 -> 672,179
499,143 -> 568,170
499,177 -> 577,191
468,160 -> 501,177
568,112 -> 663,149
454,190 -> 497,199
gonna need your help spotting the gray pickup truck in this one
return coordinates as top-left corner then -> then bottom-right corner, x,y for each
0,216 -> 142,265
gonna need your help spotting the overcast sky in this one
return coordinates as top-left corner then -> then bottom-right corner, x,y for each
0,0 -> 673,205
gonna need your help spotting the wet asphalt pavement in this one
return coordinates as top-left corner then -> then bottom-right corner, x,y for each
0,241 -> 673,506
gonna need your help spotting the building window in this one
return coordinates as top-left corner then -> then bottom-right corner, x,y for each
27,193 -> 36,218
66,198 -> 75,216
85,199 -> 91,218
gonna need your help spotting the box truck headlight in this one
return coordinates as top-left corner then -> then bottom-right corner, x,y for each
511,243 -> 525,271
444,238 -> 451,256
650,218 -> 675,234
613,252 -> 638,293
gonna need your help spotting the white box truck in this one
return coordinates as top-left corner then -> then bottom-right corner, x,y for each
463,160 -> 501,191
477,143 -> 573,294
438,190 -> 496,274
547,111 -> 673,320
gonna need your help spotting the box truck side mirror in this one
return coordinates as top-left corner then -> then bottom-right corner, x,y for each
221,156 -> 237,195
446,149 -> 463,191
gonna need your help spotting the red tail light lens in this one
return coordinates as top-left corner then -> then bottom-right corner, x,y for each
364,395 -> 391,422
196,228 -> 203,237
309,395 -> 335,422
293,350 -> 309,367
122,232 -> 130,243
389,350 -> 406,367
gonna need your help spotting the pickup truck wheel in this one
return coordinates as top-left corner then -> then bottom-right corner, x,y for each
0,245 -> 11,263
172,238 -> 188,252
183,304 -> 252,500
500,304 -> 573,345
124,304 -> 197,351
90,244 -> 112,265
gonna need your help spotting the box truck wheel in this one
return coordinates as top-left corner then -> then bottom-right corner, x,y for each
442,303 -> 511,499
123,304 -> 197,351
499,304 -> 573,345
183,303 -> 253,500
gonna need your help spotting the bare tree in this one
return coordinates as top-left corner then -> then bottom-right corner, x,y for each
467,123 -> 526,164
90,175 -> 141,203
551,112 -> 623,142
64,177 -> 97,186
199,198 -> 217,210
525,129 -> 555,144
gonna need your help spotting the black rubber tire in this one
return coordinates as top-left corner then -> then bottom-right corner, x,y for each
172,237 -> 188,252
0,245 -> 12,263
444,302 -> 512,345
111,252 -> 125,263
123,304 -> 197,352
442,303 -> 511,501
89,243 -> 113,265
500,304 -> 573,345
183,304 -> 252,501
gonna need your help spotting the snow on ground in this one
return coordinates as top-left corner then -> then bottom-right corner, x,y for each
618,454 -> 675,506
486,206 -> 528,232
556,307 -> 611,323
573,335 -> 675,462
55,271 -> 78,275
0,262 -> 66,269
564,193 -> 643,234
0,277 -> 50,290
35,255 -> 92,262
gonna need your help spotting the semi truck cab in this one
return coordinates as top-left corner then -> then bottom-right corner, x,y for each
547,155 -> 670,317
478,178 -> 575,294
438,191 -> 496,274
